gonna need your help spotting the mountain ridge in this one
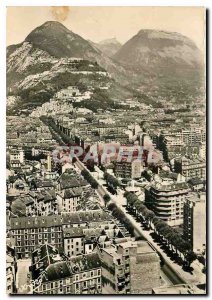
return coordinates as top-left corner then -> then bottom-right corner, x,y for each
92,38 -> 122,58
7,22 -> 204,114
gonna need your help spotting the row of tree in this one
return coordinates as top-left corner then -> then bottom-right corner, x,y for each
104,172 -> 120,190
107,202 -> 134,235
81,169 -> 98,189
124,191 -> 197,267
40,116 -> 74,146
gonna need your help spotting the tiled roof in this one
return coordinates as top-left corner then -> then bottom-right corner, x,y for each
31,244 -> 61,280
63,227 -> 84,238
11,210 -> 112,229
44,261 -> 72,282
69,252 -> 101,273
63,187 -> 82,198
35,179 -> 56,188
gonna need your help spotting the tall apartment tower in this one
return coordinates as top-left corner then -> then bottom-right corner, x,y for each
183,194 -> 206,254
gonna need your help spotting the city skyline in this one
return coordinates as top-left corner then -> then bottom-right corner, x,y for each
6,6 -> 206,295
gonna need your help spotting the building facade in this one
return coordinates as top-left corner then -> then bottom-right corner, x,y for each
98,240 -> 161,294
183,195 -> 206,254
114,160 -> 142,179
174,157 -> 206,180
146,182 -> 190,226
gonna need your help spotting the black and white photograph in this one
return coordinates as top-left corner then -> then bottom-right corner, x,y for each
5,5 -> 206,295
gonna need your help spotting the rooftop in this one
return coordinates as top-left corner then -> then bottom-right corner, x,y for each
11,210 -> 112,229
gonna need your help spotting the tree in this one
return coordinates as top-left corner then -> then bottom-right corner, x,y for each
107,202 -> 116,212
161,226 -> 173,248
134,200 -> 144,217
104,172 -> 120,190
144,210 -> 155,228
170,233 -> 182,255
81,169 -> 98,189
103,194 -> 111,206
178,240 -> 192,256
155,220 -> 168,239
185,251 -> 197,267
125,192 -> 138,210
90,178 -> 98,189
123,218 -> 134,235
112,206 -> 125,220
152,216 -> 160,226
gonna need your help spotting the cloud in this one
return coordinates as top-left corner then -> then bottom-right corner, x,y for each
51,6 -> 70,22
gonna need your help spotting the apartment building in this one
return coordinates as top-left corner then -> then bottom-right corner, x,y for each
183,195 -> 206,254
114,159 -> 142,179
70,253 -> 102,294
63,228 -> 84,257
163,128 -> 206,147
174,156 -> 206,180
10,211 -> 112,258
57,170 -> 88,191
146,182 -> 190,226
57,187 -> 83,213
9,149 -> 25,164
98,240 -> 161,294
63,225 -> 126,258
31,244 -> 102,294
10,216 -> 64,258
25,191 -> 57,216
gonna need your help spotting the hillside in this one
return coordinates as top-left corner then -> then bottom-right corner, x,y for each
7,23 -> 204,114
6,22 -> 133,114
92,38 -> 122,58
113,29 -> 204,94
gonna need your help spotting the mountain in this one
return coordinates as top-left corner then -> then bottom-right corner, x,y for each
114,29 -> 203,68
92,38 -> 122,57
113,29 -> 204,91
7,23 -> 204,114
25,21 -> 128,82
6,22 -> 133,114
7,22 -> 129,90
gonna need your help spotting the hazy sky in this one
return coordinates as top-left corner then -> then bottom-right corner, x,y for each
7,6 -> 205,50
